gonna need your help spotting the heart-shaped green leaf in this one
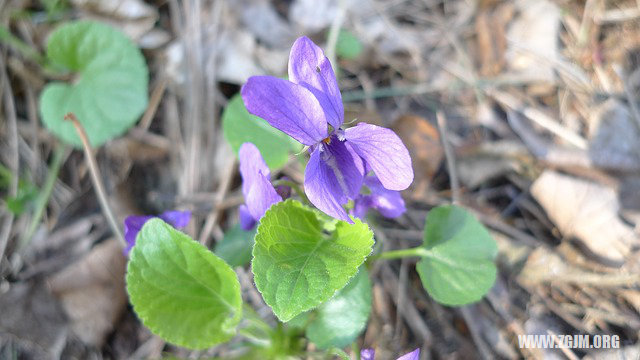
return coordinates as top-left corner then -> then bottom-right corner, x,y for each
39,21 -> 148,147
305,267 -> 372,349
252,200 -> 373,322
222,94 -> 301,171
416,205 -> 498,306
126,218 -> 242,349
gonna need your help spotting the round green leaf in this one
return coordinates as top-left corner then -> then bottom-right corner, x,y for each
126,218 -> 242,349
252,200 -> 374,322
416,205 -> 498,306
222,94 -> 301,171
215,224 -> 256,267
306,267 -> 372,349
39,20 -> 148,147
335,29 -> 363,60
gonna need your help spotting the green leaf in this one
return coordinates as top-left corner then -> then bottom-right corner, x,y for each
416,205 -> 498,306
306,267 -> 372,349
126,218 -> 243,349
335,29 -> 363,60
39,20 -> 148,147
252,200 -> 374,322
222,94 -> 301,171
215,224 -> 256,267
6,178 -> 38,215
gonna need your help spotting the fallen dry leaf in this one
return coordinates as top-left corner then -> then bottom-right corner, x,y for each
71,0 -> 169,48
531,170 -> 637,266
505,0 -> 560,83
0,281 -> 68,359
475,2 -> 514,77
48,238 -> 127,347
587,99 -> 640,172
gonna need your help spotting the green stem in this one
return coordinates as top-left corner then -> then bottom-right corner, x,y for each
272,179 -> 310,205
18,144 -> 67,252
370,247 -> 430,261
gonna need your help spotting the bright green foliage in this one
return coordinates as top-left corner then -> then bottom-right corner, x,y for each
335,30 -> 363,60
126,218 -> 242,349
416,205 -> 498,306
305,268 -> 372,349
252,200 -> 374,322
39,21 -> 148,147
222,94 -> 301,171
6,178 -> 38,215
215,224 -> 256,267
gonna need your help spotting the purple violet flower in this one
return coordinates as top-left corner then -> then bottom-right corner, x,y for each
241,36 -> 413,223
360,348 -> 420,360
238,142 -> 282,230
352,175 -> 407,219
124,210 -> 191,255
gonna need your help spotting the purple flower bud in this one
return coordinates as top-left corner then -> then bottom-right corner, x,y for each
238,143 -> 282,230
124,210 -> 191,255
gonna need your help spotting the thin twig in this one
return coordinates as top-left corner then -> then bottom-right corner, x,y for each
199,158 -> 236,246
64,113 -> 125,248
436,111 -> 460,205
138,78 -> 167,131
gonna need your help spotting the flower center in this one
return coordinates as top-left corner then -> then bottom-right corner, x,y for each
322,137 -> 331,145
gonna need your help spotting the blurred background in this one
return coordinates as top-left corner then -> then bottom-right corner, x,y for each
1,0 -> 639,358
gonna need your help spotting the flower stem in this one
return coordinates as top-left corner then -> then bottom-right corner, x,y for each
65,113 -> 125,248
272,179 -> 310,205
370,247 -> 430,261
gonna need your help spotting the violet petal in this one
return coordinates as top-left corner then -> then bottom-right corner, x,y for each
304,138 -> 364,223
239,205 -> 257,230
124,215 -> 153,254
345,123 -> 413,191
360,348 -> 375,360
364,176 -> 406,218
239,143 -> 282,223
288,36 -> 344,129
352,195 -> 372,219
159,210 -> 191,229
397,348 -> 420,360
239,142 -> 272,197
241,76 -> 328,146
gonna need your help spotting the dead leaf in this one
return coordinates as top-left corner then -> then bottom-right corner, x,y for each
71,0 -> 169,48
0,281 -> 68,359
290,0 -> 340,32
531,170 -> 637,266
476,2 -> 514,77
48,238 -> 127,347
587,99 -> 640,172
456,140 -> 528,189
392,114 -> 443,198
506,0 -> 560,83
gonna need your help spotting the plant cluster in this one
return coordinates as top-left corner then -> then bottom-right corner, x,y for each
33,21 -> 498,358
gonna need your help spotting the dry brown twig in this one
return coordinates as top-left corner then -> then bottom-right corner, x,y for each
64,113 -> 125,248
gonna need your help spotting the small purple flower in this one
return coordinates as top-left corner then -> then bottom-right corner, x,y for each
124,210 -> 191,255
241,36 -> 413,223
352,175 -> 406,219
238,142 -> 282,230
360,348 -> 420,360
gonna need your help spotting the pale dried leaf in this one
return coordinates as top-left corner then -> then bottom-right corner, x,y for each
48,238 -> 127,347
531,171 -> 636,266
506,0 -> 560,83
